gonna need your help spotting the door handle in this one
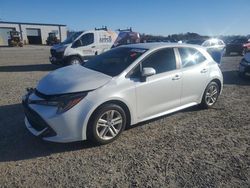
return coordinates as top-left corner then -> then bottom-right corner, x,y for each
91,46 -> 96,48
172,74 -> 181,80
200,68 -> 208,73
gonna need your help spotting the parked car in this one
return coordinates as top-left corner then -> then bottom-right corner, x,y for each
202,39 -> 225,65
112,28 -> 140,48
239,52 -> 250,77
22,43 -> 223,144
201,38 -> 225,50
186,38 -> 225,64
243,39 -> 250,55
225,38 -> 248,56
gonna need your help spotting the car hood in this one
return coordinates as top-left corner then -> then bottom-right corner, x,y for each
36,65 -> 112,95
51,43 -> 68,52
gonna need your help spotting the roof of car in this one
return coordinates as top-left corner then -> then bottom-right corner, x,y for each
123,42 -> 202,50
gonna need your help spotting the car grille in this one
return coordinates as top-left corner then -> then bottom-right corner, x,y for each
22,97 -> 56,137
50,49 -> 63,59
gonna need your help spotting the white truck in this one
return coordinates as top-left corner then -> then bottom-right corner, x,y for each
50,27 -> 140,65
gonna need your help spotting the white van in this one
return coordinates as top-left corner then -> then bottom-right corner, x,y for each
50,27 -> 118,65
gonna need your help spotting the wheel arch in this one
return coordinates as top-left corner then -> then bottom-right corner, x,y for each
199,77 -> 223,104
211,78 -> 222,93
200,78 -> 222,108
90,100 -> 131,126
85,99 -> 132,140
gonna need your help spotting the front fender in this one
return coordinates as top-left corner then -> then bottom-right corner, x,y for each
80,96 -> 136,141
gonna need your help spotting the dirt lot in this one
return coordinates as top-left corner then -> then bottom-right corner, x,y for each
0,46 -> 249,188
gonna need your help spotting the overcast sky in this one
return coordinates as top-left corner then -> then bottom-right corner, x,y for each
0,0 -> 249,36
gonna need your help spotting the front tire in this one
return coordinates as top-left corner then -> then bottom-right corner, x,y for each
201,82 -> 220,109
87,104 -> 126,145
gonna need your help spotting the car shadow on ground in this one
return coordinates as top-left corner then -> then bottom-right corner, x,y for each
222,70 -> 250,86
0,64 -> 59,72
126,105 -> 207,131
0,103 -> 97,162
0,103 -> 205,162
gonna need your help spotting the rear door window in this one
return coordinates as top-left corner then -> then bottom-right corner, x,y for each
178,48 -> 206,68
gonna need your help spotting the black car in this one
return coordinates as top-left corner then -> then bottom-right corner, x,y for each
225,38 -> 248,56
239,53 -> 250,77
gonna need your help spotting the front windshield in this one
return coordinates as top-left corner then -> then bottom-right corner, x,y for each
61,31 -> 83,44
84,47 -> 147,77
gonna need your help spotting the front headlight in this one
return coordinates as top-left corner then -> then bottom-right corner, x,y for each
30,92 -> 88,114
56,96 -> 84,114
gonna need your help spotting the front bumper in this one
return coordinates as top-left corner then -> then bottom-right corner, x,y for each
23,98 -> 57,138
50,49 -> 65,65
22,91 -> 91,143
50,56 -> 64,65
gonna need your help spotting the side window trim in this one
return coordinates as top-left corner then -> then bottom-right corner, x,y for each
174,48 -> 181,69
126,47 -> 181,78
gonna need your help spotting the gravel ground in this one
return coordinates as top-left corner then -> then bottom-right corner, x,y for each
0,46 -> 249,188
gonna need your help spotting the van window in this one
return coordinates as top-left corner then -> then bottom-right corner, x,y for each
61,31 -> 82,45
80,33 -> 94,46
178,48 -> 206,68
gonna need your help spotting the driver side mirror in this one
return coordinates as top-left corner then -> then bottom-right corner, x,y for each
72,40 -> 81,48
141,67 -> 156,82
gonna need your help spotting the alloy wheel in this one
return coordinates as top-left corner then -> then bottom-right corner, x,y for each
96,110 -> 123,140
205,85 -> 218,106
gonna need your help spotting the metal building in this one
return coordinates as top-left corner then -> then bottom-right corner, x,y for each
0,21 -> 67,46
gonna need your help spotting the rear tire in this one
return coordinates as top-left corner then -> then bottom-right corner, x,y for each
200,82 -> 220,109
87,103 -> 126,145
68,56 -> 82,65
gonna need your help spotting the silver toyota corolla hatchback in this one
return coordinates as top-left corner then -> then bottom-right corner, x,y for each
22,43 -> 223,144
